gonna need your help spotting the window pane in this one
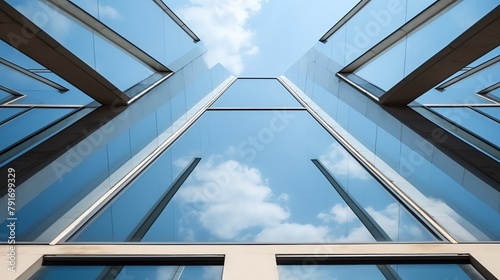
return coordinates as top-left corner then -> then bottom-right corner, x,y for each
278,264 -> 484,280
29,265 -> 223,280
211,79 -> 302,108
0,108 -> 75,152
72,110 -> 436,243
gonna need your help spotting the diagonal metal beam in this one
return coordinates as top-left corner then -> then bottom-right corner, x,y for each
378,5 -> 500,106
312,159 -> 391,242
319,0 -> 370,43
152,0 -> 200,42
0,1 -> 129,105
127,157 -> 201,242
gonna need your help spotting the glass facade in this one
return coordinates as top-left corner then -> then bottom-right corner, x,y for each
278,264 -> 484,280
0,0 -> 499,279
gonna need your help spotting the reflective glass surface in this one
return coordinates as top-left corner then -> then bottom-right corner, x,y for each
0,108 -> 75,152
278,264 -> 484,280
0,89 -> 14,104
0,54 -> 230,242
72,108 -> 436,243
431,107 -> 500,147
0,108 -> 27,124
30,265 -> 223,280
285,37 -> 500,241
212,79 -> 302,108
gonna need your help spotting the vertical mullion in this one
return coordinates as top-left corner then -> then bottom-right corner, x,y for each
311,159 -> 391,242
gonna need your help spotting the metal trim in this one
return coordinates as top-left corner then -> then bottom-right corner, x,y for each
336,72 -> 382,102
319,0 -> 370,43
477,81 -> 500,95
49,76 -> 237,245
127,72 -> 174,104
312,159 -> 391,241
0,58 -> 68,92
0,84 -> 24,97
276,254 -> 471,265
207,107 -> 306,111
152,0 -> 200,42
42,255 -> 225,266
437,56 -> 500,90
0,104 -> 84,108
126,158 -> 201,242
278,76 -> 458,244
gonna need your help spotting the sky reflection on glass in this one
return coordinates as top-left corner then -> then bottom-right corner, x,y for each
212,79 -> 302,108
278,264 -> 481,280
29,265 -> 222,280
73,105 -> 436,242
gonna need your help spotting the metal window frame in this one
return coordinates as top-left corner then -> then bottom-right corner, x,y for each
152,0 -> 200,42
436,56 -> 500,91
477,81 -> 500,95
42,255 -> 225,266
311,159 -> 392,242
276,253 -> 491,279
319,0 -> 370,43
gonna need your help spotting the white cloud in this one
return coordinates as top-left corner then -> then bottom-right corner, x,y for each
319,144 -> 370,181
98,5 -> 121,20
317,203 -> 356,224
278,265 -> 339,280
366,203 -> 425,240
177,158 -> 289,239
255,223 -> 330,242
177,0 -> 265,74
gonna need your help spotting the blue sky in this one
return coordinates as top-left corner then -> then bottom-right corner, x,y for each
166,0 -> 358,76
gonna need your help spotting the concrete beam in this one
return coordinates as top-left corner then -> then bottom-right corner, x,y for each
0,2 -> 129,105
379,5 -> 500,106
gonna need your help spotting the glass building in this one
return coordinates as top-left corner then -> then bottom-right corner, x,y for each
0,0 -> 499,279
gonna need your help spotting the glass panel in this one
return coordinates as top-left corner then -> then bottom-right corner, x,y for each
0,89 -> 14,104
72,109 -> 436,243
0,107 -> 27,124
344,0 -> 407,64
278,264 -> 483,280
29,265 -> 223,280
431,107 -> 500,147
212,79 -> 302,108
0,39 -> 45,70
476,107 -> 500,122
0,108 -> 74,152
0,64 -> 53,92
